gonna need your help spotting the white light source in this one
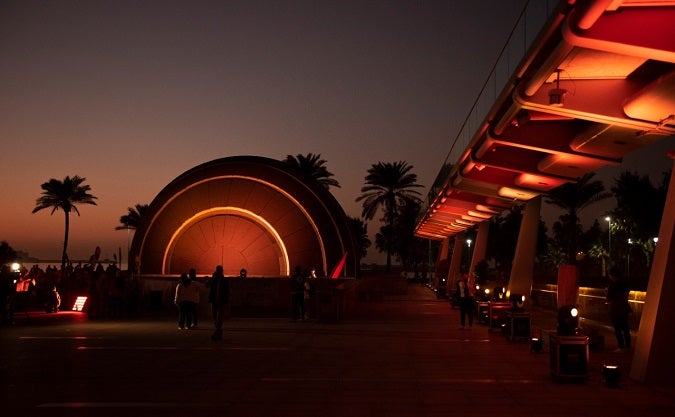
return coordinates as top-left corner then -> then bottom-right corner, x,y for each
531,337 -> 543,353
10,262 -> 21,273
72,296 -> 88,312
602,364 -> 621,387
557,305 -> 579,335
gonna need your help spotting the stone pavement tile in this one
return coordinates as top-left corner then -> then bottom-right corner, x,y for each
4,283 -> 675,417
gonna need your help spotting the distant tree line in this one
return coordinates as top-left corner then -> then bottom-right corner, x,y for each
7,154 -> 667,291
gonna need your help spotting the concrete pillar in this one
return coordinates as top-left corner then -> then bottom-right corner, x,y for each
446,233 -> 464,298
470,221 -> 489,278
508,196 -> 541,302
434,238 -> 450,290
630,158 -> 675,384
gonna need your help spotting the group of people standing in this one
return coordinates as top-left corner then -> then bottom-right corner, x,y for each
449,267 -> 633,353
173,266 -> 231,341
173,268 -> 200,330
175,264 -> 316,340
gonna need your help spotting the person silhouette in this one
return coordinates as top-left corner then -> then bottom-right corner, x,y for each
455,277 -> 474,329
207,265 -> 229,341
290,266 -> 305,321
187,268 -> 200,328
606,267 -> 631,352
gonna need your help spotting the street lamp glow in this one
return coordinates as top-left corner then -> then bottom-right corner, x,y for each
653,237 -> 659,244
10,262 -> 20,272
466,239 -> 472,248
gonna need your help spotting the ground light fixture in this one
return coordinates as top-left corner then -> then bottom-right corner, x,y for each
531,337 -> 544,353
72,296 -> 88,312
557,305 -> 579,335
601,364 -> 621,387
510,294 -> 525,311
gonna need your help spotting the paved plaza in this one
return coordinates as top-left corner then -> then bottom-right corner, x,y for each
2,283 -> 674,417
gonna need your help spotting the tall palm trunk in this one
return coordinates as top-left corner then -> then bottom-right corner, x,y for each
385,196 -> 395,272
62,210 -> 70,269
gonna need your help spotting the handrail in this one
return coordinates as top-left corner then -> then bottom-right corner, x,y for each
422,0 -> 559,210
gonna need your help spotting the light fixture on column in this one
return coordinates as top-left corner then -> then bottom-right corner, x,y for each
510,294 -> 525,312
557,305 -> 579,335
548,69 -> 567,107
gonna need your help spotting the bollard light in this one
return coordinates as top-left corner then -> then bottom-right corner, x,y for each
510,294 -> 525,312
602,364 -> 620,387
531,337 -> 543,353
557,305 -> 579,335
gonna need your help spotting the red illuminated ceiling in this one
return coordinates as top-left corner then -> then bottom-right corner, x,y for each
416,0 -> 675,240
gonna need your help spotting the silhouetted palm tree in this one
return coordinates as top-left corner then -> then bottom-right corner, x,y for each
0,240 -> 18,266
284,153 -> 340,189
545,172 -> 610,264
116,204 -> 149,231
32,175 -> 98,268
608,169 -> 670,275
347,216 -> 371,261
356,161 -> 423,271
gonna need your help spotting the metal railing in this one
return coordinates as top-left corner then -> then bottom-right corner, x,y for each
423,0 -> 560,210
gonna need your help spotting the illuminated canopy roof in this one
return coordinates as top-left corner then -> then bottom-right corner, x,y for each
416,0 -> 675,240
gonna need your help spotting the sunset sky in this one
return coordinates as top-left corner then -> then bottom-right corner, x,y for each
1,0 -> 672,266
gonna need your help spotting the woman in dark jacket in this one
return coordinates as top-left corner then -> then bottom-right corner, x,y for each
455,277 -> 474,330
606,267 -> 631,352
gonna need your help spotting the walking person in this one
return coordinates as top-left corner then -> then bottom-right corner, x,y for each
606,267 -> 631,352
290,266 -> 305,321
207,265 -> 229,341
303,270 -> 314,320
455,276 -> 474,329
174,273 -> 193,330
187,268 -> 200,328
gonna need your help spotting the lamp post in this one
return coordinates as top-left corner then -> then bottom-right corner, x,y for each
605,216 -> 611,258
627,238 -> 632,277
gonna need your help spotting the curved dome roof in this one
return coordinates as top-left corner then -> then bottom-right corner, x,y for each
130,156 -> 358,277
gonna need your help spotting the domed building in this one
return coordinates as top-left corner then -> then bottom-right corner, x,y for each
130,156 -> 358,279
